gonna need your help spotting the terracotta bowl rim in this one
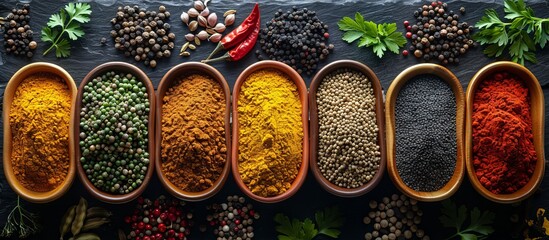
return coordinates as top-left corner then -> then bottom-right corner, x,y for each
309,59 -> 386,197
75,61 -> 155,204
3,62 -> 77,203
465,61 -> 545,203
231,60 -> 309,203
385,63 -> 465,202
155,62 -> 232,201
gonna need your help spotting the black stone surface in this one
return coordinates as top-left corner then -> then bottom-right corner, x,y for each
0,0 -> 548,239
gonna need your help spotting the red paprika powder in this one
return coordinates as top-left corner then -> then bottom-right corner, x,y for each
472,71 -> 536,194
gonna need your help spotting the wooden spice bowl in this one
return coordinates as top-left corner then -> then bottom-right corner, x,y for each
3,62 -> 77,203
385,63 -> 465,202
232,60 -> 309,203
465,61 -> 545,204
309,60 -> 386,197
156,62 -> 231,201
75,62 -> 155,204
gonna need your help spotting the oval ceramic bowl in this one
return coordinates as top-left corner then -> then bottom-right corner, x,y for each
465,61 -> 545,204
309,60 -> 386,197
75,62 -> 155,204
232,60 -> 309,203
156,62 -> 231,201
3,62 -> 77,203
385,63 -> 465,202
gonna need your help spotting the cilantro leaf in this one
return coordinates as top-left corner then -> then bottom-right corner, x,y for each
440,200 -> 495,240
42,3 -> 92,57
474,0 -> 549,65
315,206 -> 344,238
338,12 -> 406,58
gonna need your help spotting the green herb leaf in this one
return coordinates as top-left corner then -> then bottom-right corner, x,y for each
473,0 -> 549,65
55,39 -> 71,58
275,213 -> 305,240
315,206 -> 344,238
338,12 -> 406,58
302,218 -> 317,239
440,200 -> 495,240
468,207 -> 495,236
42,2 -> 92,57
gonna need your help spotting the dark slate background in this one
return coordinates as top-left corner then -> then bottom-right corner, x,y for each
0,0 -> 548,239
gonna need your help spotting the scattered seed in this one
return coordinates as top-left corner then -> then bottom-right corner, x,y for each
180,51 -> 191,57
181,42 -> 190,52
194,37 -> 201,45
185,33 -> 196,41
188,44 -> 196,50
224,10 -> 236,17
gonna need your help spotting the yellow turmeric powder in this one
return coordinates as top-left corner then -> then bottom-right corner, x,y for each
9,73 -> 71,192
237,69 -> 303,197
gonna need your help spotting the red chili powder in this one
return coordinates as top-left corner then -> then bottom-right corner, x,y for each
472,71 -> 536,194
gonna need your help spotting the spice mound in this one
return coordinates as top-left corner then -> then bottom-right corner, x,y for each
161,74 -> 227,192
316,69 -> 381,188
10,73 -> 71,192
395,74 -> 456,192
79,71 -> 150,194
472,72 -> 536,194
237,69 -> 303,197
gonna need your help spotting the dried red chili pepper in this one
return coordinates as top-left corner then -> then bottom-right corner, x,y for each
205,3 -> 260,60
202,12 -> 260,63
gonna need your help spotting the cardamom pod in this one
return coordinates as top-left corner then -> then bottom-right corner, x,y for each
198,15 -> 207,27
223,10 -> 236,17
71,198 -> 88,236
74,233 -> 100,240
181,42 -> 190,52
81,218 -> 110,232
180,51 -> 191,57
206,27 -> 216,35
195,37 -> 201,46
59,205 -> 77,240
188,20 -> 198,32
188,44 -> 196,50
86,207 -> 112,220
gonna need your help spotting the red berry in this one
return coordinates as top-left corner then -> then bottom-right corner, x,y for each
324,32 -> 330,38
168,229 -> 176,236
146,224 -> 152,230
143,236 -> 150,240
158,223 -> 167,233
406,32 -> 412,38
235,219 -> 241,225
431,1 -> 437,7
153,209 -> 161,217
403,20 -> 409,27
402,50 -> 409,56
124,216 -> 132,224
138,222 -> 145,229
178,233 -> 185,239
160,213 -> 168,221
407,25 -> 412,31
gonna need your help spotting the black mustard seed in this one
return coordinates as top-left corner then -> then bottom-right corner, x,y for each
394,74 -> 456,192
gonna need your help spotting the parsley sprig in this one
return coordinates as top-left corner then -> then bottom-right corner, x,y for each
41,3 -> 92,58
275,206 -> 344,240
439,200 -> 495,240
338,12 -> 406,58
473,0 -> 549,65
